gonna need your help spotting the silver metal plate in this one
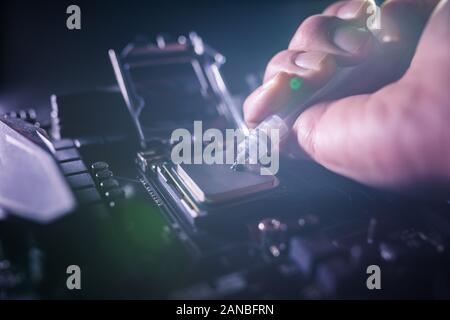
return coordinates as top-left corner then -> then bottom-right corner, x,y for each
177,163 -> 277,204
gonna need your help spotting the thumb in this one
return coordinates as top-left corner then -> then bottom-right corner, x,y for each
293,80 -> 448,190
293,91 -> 393,187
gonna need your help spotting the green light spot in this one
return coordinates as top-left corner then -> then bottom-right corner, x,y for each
289,77 -> 303,91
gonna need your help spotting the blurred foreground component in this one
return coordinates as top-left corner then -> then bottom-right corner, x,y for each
0,118 -> 75,223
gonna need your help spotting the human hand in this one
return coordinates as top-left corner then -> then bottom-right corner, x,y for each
243,0 -> 449,191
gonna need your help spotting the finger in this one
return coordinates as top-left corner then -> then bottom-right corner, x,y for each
293,89 -> 400,188
379,0 -> 441,44
243,72 -> 317,128
288,0 -> 439,67
407,0 -> 450,75
292,78 -> 448,189
288,14 -> 376,65
263,50 -> 337,86
244,72 -> 296,127
246,51 -> 336,129
323,0 -> 371,18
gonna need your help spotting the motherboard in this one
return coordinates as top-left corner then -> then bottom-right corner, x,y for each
1,33 -> 449,300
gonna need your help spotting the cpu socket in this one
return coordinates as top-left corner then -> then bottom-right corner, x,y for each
111,33 -> 285,228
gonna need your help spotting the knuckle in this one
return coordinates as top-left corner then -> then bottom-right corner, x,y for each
267,50 -> 291,68
323,0 -> 352,15
289,14 -> 336,49
265,50 -> 294,78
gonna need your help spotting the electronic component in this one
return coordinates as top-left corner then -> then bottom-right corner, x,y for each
176,163 -> 277,203
109,32 -> 245,147
0,119 -> 75,223
2,31 -> 450,300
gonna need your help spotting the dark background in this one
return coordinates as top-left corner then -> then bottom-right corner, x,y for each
0,0 -> 334,113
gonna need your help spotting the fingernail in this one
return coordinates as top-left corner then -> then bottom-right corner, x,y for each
333,26 -> 370,53
294,51 -> 328,71
337,0 -> 366,19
